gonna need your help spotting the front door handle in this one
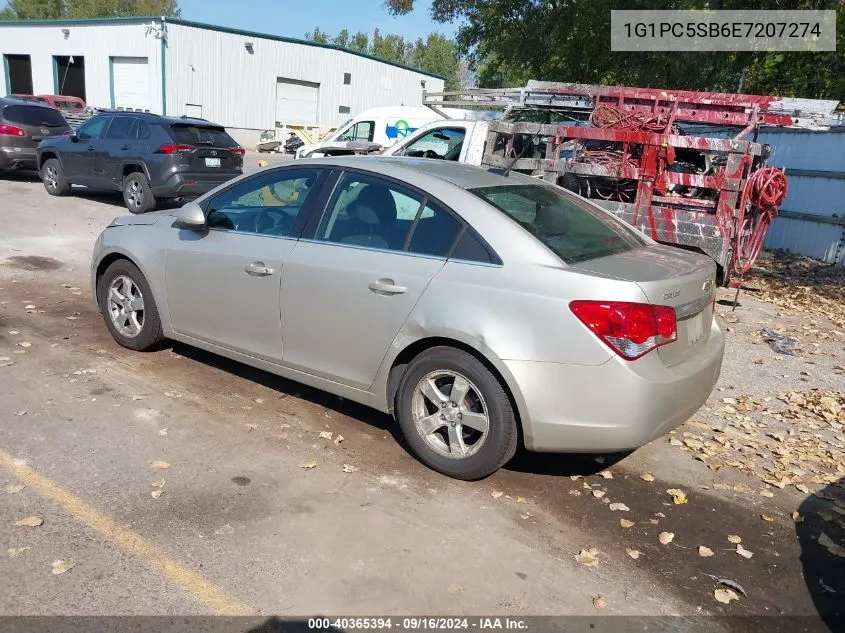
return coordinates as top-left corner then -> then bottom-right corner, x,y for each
245,261 -> 274,276
369,278 -> 407,295
87,145 -> 96,151
121,144 -> 131,150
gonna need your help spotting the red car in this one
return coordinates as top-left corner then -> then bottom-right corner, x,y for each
9,94 -> 85,110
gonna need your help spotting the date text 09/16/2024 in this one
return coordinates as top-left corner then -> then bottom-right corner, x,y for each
307,618 -> 529,630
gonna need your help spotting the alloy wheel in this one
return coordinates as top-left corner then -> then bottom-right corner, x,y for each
107,275 -> 145,338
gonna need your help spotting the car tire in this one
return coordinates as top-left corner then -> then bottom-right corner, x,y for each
97,259 -> 165,352
41,158 -> 70,196
395,346 -> 519,480
123,172 -> 156,214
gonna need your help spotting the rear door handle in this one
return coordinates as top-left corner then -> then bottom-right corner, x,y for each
87,145 -> 96,151
245,261 -> 274,276
121,144 -> 131,150
369,278 -> 407,295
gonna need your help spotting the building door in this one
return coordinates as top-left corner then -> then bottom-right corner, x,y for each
54,56 -> 86,101
275,78 -> 319,125
111,57 -> 150,111
3,54 -> 33,95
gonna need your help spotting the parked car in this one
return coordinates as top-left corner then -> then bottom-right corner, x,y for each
0,96 -> 71,172
90,157 -> 724,479
37,111 -> 245,213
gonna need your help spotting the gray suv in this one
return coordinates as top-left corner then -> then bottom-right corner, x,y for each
0,96 -> 71,172
37,111 -> 244,213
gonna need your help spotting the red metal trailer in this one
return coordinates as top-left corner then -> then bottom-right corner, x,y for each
426,82 -> 839,285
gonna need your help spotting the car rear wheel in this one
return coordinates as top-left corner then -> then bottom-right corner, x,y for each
41,159 -> 69,196
395,346 -> 519,480
97,260 -> 165,352
123,172 -> 156,214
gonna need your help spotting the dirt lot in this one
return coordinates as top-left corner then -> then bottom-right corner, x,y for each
0,167 -> 843,628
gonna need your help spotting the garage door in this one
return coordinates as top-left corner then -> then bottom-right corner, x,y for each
111,57 -> 150,111
275,78 -> 319,125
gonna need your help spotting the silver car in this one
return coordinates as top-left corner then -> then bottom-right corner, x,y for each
91,157 -> 724,480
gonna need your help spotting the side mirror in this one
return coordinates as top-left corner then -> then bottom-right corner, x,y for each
69,132 -> 79,142
172,203 -> 206,230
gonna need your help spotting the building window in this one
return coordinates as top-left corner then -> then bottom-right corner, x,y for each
338,106 -> 351,114
4,54 -> 33,94
343,72 -> 351,85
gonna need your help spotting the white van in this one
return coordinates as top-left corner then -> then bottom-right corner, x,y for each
295,106 -> 444,159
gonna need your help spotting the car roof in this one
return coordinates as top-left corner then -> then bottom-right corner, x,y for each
295,156 -> 535,191
0,96 -> 57,109
95,111 -> 222,127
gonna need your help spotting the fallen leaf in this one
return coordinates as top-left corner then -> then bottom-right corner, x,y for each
151,479 -> 165,488
650,518 -> 660,525
148,461 -> 171,470
8,330 -> 19,335
761,514 -> 774,523
300,461 -> 317,470
319,430 -> 333,440
609,503 -> 630,512
727,534 -> 742,544
640,473 -> 655,482
515,496 -> 529,504
214,524 -> 234,535
132,395 -> 145,401
18,342 -> 32,348
7,547 -> 30,557
14,410 -> 26,416
736,544 -> 754,559
333,435 -> 344,445
150,490 -> 163,499
341,464 -> 358,473
4,483 -> 25,494
570,475 -> 582,481
659,532 -> 675,545
714,588 -> 739,604
620,519 -> 635,528
626,549 -> 642,560
698,546 -> 714,557
759,490 -> 774,498
575,548 -> 599,566
792,511 -> 805,523
667,488 -> 688,504
254,398 -> 264,404
592,596 -> 606,609
51,560 -> 75,575
14,516 -> 43,527
592,490 -> 606,499
795,484 -> 810,494
598,471 -> 613,479
491,490 -> 503,499
520,512 -> 531,520
24,304 -> 35,310
669,437 -> 683,446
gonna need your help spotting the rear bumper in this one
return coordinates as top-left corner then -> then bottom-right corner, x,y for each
507,320 -> 724,453
0,146 -> 38,170
152,171 -> 240,198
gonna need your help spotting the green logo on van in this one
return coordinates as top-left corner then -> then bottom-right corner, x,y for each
395,120 -> 410,137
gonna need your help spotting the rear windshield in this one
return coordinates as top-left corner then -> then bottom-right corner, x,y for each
470,183 -> 645,264
170,124 -> 236,147
3,105 -> 67,127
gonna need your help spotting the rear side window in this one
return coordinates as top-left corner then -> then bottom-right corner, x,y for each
54,100 -> 83,110
106,117 -> 135,139
170,124 -> 236,147
470,184 -> 645,264
3,105 -> 67,127
135,120 -> 151,140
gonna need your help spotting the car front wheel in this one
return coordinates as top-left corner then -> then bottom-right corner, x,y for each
97,259 -> 165,351
395,346 -> 519,480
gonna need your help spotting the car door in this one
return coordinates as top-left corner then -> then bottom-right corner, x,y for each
165,167 -> 325,362
64,115 -> 112,184
98,116 -> 137,188
280,169 -> 464,390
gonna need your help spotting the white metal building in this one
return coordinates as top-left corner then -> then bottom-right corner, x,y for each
0,17 -> 444,145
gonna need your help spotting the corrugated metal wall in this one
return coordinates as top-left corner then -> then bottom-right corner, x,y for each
757,127 -> 845,266
165,22 -> 443,132
0,21 -> 163,113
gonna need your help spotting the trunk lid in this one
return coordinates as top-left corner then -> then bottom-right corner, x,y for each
572,246 -> 717,366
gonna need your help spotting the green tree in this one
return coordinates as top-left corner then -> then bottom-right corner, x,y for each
0,0 -> 63,19
408,33 -> 460,89
304,26 -> 330,43
348,31 -> 369,53
386,0 -> 845,99
371,27 -> 411,64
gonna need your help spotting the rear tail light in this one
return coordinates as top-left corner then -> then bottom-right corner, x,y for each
63,129 -> 72,136
0,124 -> 26,137
229,147 -> 246,156
157,143 -> 195,154
569,300 -> 677,360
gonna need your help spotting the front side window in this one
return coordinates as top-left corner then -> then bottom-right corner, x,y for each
470,184 -> 645,264
205,168 -> 321,236
77,116 -> 112,140
340,121 -> 374,142
398,128 -> 465,161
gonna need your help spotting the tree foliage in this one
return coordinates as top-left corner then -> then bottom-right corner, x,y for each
385,0 -> 845,99
0,0 -> 180,20
305,26 -> 463,89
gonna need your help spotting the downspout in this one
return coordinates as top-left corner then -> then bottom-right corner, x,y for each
160,16 -> 167,115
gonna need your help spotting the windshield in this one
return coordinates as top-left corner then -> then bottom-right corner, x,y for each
470,183 -> 645,264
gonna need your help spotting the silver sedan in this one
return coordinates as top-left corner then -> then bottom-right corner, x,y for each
91,157 -> 724,479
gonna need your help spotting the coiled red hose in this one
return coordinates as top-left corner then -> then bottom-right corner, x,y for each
733,167 -> 787,275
